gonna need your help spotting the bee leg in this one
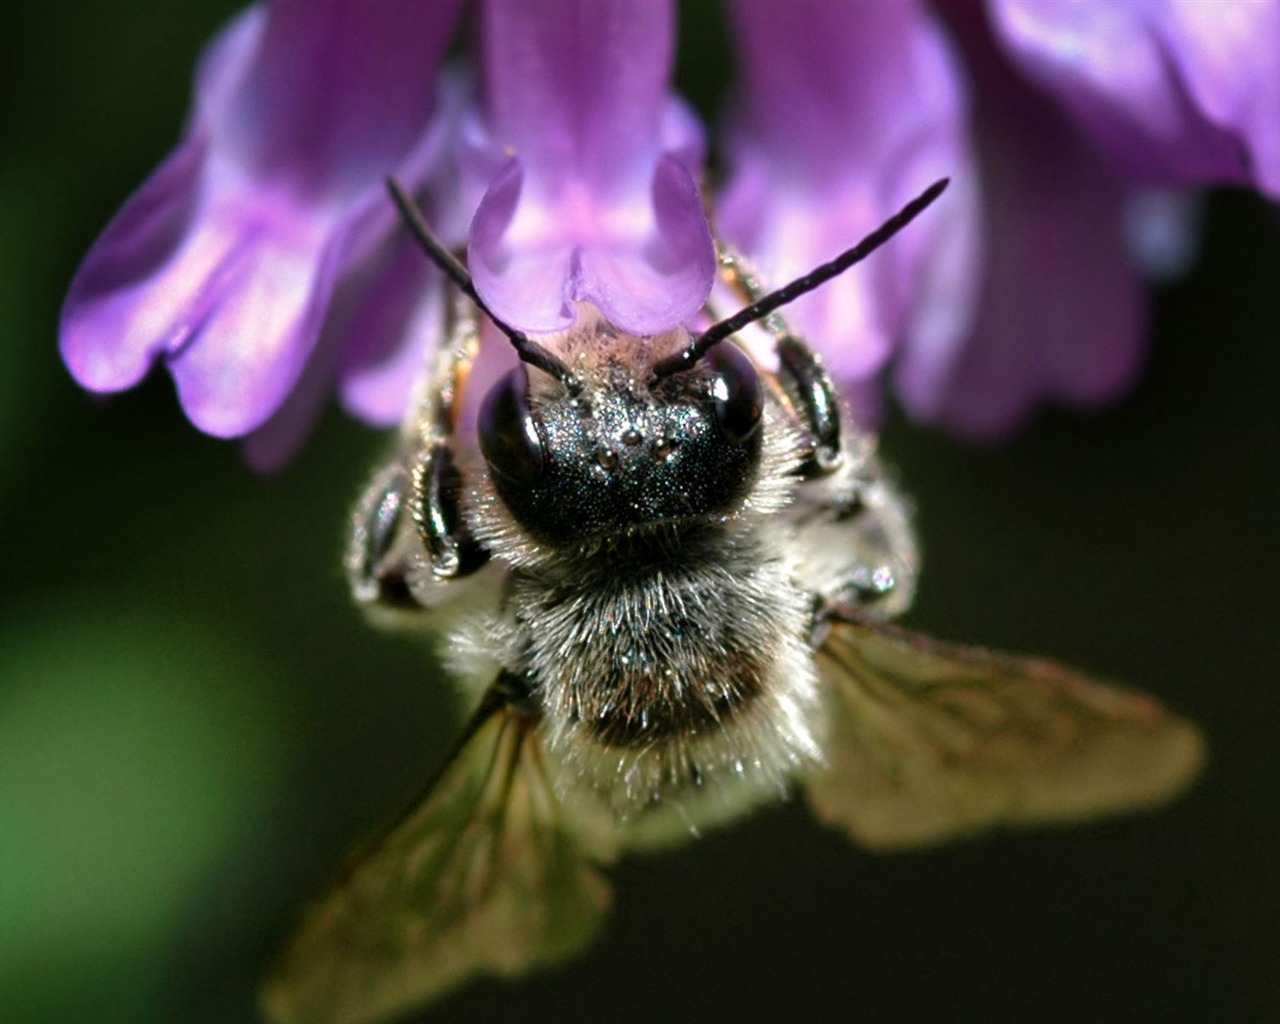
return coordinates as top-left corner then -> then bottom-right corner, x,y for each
347,439 -> 491,617
713,247 -> 842,478
387,294 -> 489,587
412,439 -> 489,580
790,442 -> 919,630
347,459 -> 422,610
774,334 -> 843,478
720,243 -> 913,610
350,296 -> 489,612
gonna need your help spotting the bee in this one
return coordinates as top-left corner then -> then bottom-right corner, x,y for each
264,179 -> 1203,1024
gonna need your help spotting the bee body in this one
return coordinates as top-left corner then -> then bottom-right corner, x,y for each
350,297 -> 916,835
268,184 -> 1200,1024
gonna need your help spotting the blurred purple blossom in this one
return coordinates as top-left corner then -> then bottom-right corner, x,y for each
719,0 -> 1279,438
990,0 -> 1280,194
718,0 -> 980,405
896,0 -> 1149,438
60,0 -> 1280,461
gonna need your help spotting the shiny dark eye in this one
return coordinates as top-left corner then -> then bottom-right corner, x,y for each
479,366 -> 545,483
707,344 -> 763,444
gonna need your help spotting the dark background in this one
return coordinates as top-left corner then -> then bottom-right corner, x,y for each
3,2 -> 1277,1022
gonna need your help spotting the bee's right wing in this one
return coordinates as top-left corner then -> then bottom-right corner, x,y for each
805,608 -> 1205,850
263,688 -> 617,1024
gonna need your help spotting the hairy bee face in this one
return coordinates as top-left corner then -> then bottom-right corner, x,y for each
436,314 -> 824,820
477,330 -> 765,547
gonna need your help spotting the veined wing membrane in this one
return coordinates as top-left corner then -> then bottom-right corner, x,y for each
805,609 -> 1205,850
263,688 -> 617,1024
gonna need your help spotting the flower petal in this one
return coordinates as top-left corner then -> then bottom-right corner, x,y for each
479,0 -> 676,190
896,7 -> 1146,439
717,0 -> 979,385
468,159 -> 577,329
470,151 -> 714,335
167,210 -> 346,437
898,164 -> 1146,440
464,0 -> 715,333
226,0 -> 461,199
240,308 -> 344,474
242,221 -> 453,472
580,154 -> 716,333
1161,0 -> 1280,195
61,0 -> 464,448
60,136 -> 213,394
337,235 -> 446,428
60,6 -> 266,395
989,0 -> 1280,193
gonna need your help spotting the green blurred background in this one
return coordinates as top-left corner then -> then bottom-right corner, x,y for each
2,2 -> 1277,1022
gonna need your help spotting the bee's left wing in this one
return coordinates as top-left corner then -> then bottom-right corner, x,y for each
263,688 -> 617,1024
805,608 -> 1205,850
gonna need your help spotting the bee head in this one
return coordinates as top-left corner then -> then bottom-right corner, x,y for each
477,340 -> 764,545
383,175 -> 948,549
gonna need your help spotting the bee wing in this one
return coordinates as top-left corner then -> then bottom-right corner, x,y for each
263,690 -> 618,1024
805,608 -> 1205,850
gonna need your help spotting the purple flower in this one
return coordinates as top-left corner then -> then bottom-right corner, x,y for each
921,0 -> 1278,437
990,0 -> 1280,194
459,0 -> 714,335
60,0 -> 464,466
61,0 -> 1280,458
718,0 -> 1279,438
896,1 -> 1151,438
717,0 -> 980,422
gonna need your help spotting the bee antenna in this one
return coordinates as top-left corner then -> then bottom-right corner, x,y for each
386,178 -> 581,393
652,178 -> 950,379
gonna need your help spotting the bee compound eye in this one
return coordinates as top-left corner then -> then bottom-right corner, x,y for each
478,365 -> 546,484
708,344 -> 764,444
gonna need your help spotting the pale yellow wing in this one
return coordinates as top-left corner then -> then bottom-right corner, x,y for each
263,693 -> 617,1024
805,609 -> 1205,850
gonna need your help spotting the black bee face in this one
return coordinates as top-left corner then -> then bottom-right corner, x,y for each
478,343 -> 765,546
